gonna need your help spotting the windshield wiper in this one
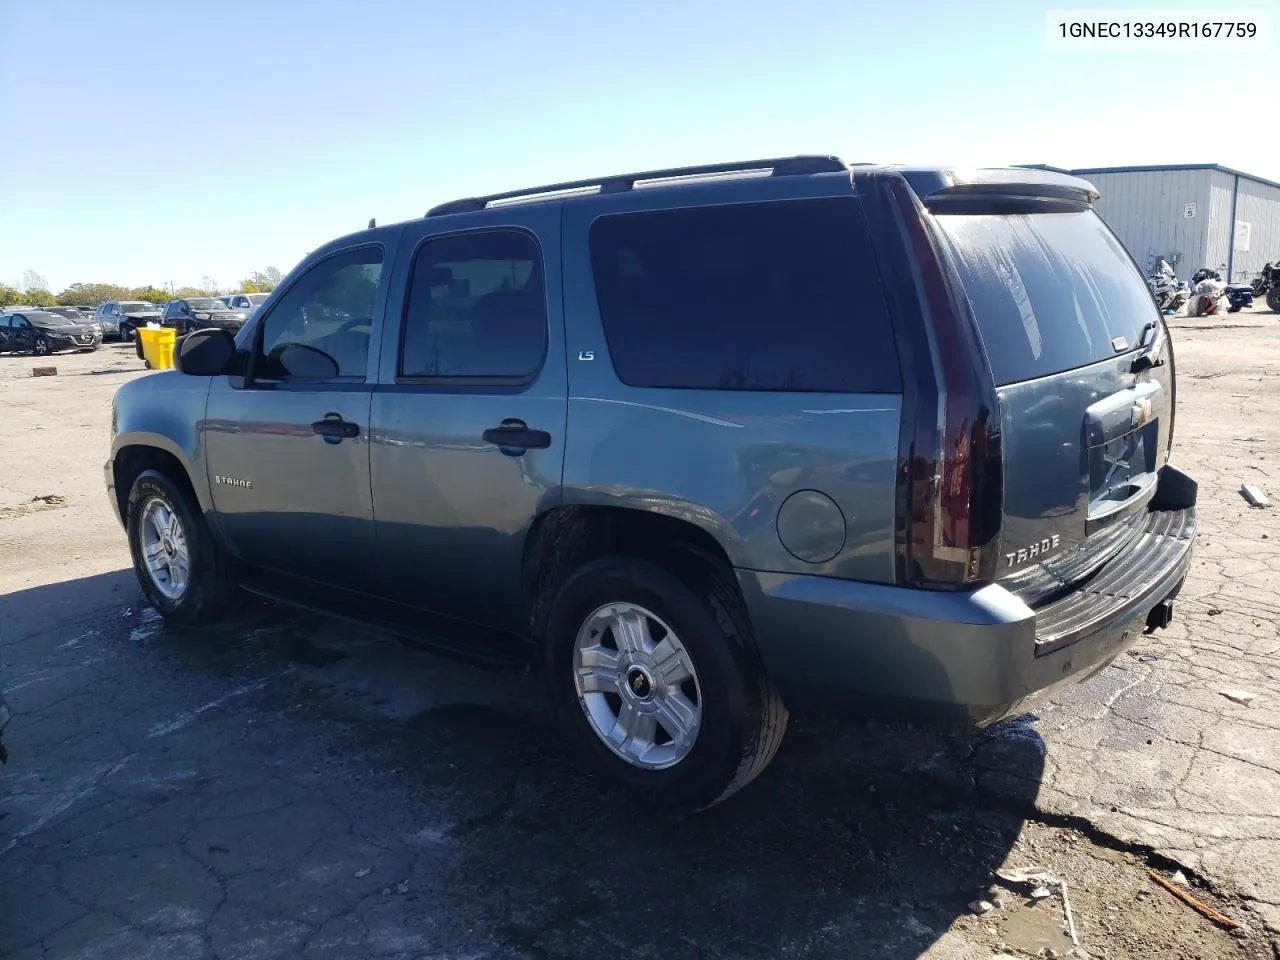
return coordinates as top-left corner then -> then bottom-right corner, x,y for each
1130,320 -> 1166,373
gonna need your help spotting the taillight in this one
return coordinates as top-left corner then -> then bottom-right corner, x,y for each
882,177 -> 1003,589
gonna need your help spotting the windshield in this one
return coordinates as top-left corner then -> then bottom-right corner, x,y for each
30,312 -> 76,326
46,308 -> 82,320
936,210 -> 1160,386
120,302 -> 156,314
186,298 -> 224,311
247,293 -> 268,305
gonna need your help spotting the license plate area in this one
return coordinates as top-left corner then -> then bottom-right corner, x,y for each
1084,381 -> 1161,534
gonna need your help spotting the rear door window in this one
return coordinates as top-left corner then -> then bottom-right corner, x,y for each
398,230 -> 547,380
936,211 -> 1159,385
588,198 -> 902,393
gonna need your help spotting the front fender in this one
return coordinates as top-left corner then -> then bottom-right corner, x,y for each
107,373 -> 214,518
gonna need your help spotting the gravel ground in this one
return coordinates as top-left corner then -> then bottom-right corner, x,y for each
1,313 -> 1278,960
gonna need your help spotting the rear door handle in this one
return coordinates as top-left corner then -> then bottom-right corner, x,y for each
312,414 -> 360,439
483,420 -> 552,451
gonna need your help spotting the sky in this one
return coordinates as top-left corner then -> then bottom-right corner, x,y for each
1,0 -> 1275,294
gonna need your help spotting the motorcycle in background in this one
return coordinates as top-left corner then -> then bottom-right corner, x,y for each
1147,259 -> 1189,313
1190,268 -> 1254,314
1252,262 -> 1280,312
1187,269 -> 1230,317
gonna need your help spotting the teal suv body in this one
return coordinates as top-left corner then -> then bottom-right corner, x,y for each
105,157 -> 1198,811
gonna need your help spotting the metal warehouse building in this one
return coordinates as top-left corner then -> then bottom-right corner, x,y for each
1028,164 -> 1280,284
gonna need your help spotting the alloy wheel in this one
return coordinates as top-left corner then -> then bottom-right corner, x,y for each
572,602 -> 702,770
139,497 -> 190,601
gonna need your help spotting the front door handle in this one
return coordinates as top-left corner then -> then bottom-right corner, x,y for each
312,414 -> 360,440
483,419 -> 552,451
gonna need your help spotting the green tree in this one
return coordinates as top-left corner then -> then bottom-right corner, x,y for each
173,286 -> 216,299
0,284 -> 27,306
126,286 -> 171,304
55,282 -> 129,305
237,270 -> 276,293
23,288 -> 56,306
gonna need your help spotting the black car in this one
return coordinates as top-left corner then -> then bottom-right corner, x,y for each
161,297 -> 247,335
0,309 -> 103,355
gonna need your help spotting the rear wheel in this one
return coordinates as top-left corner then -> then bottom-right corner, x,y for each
126,469 -> 239,624
545,554 -> 788,813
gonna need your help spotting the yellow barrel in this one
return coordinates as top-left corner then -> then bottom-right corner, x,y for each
138,327 -> 178,370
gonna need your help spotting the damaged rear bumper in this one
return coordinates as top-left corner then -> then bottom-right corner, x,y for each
737,467 -> 1198,727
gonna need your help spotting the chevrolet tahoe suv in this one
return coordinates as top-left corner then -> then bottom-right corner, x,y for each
105,157 -> 1198,812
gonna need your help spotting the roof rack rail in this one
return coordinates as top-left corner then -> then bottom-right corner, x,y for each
425,155 -> 848,217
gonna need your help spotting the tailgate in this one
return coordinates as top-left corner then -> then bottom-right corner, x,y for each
934,209 -> 1174,605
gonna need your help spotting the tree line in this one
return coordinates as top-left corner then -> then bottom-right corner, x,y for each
0,268 -> 284,309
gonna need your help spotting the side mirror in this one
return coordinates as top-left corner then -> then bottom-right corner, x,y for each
175,328 -> 237,376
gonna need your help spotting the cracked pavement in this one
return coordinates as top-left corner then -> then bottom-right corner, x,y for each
2,318 -> 1279,959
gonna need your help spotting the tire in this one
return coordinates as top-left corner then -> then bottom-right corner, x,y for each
1268,287 -> 1280,313
545,553 -> 788,813
126,468 -> 239,625
32,336 -> 51,357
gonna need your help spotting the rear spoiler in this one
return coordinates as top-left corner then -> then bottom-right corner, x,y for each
896,167 -> 1100,211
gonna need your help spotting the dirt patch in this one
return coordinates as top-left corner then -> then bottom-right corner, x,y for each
953,821 -> 1270,959
0,494 -> 69,520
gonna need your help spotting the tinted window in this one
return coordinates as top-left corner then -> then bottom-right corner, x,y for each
400,230 -> 546,379
589,199 -> 901,393
936,211 -> 1160,385
256,245 -> 383,381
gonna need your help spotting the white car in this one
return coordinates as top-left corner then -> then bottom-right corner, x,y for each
219,293 -> 270,316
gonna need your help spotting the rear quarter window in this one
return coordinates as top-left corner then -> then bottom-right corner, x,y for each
936,211 -> 1159,385
588,197 -> 902,393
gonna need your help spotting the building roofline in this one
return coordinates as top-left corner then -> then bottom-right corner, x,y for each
1040,163 -> 1280,192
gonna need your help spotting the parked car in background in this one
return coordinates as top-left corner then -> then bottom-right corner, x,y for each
161,297 -> 248,335
1,308 -> 102,355
94,301 -> 162,341
220,293 -> 270,315
106,157 -> 1198,812
39,309 -> 103,335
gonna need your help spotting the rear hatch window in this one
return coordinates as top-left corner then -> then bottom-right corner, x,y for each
935,208 -> 1173,610
936,211 -> 1154,385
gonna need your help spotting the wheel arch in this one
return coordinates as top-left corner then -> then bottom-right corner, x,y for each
110,435 -> 207,528
521,503 -> 743,645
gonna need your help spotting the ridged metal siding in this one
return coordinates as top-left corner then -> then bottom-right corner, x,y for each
1082,167 -> 1280,283
1087,169 -> 1212,279
1231,177 -> 1280,282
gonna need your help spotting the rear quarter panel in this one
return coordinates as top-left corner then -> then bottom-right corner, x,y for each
559,179 -> 902,583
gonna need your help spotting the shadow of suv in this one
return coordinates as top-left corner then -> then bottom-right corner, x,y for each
104,156 -> 1198,813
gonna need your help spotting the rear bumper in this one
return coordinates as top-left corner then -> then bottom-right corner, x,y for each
737,498 -> 1197,728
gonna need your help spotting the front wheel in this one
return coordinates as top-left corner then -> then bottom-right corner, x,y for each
126,469 -> 239,624
1268,287 -> 1280,313
31,336 -> 52,356
545,554 -> 788,813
